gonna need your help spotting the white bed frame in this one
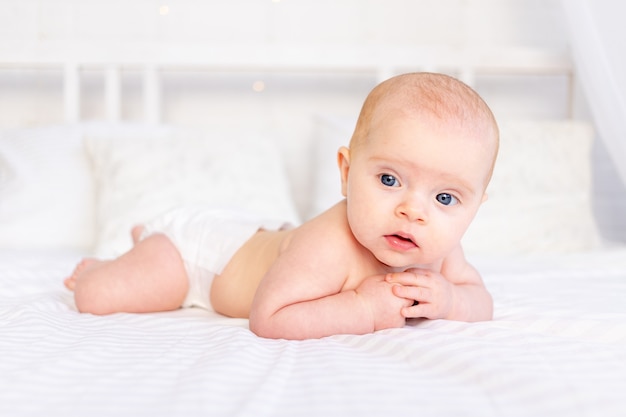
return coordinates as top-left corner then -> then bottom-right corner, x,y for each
5,39 -> 626,417
1,41 -> 587,224
0,41 -> 573,123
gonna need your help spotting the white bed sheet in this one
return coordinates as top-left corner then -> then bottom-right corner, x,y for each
2,248 -> 626,417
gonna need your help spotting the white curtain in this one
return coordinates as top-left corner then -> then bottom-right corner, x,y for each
561,0 -> 626,185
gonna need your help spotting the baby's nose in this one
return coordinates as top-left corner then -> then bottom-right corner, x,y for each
395,197 -> 428,224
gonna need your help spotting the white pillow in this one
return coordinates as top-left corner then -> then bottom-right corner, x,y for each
310,115 -> 601,254
462,120 -> 601,255
307,114 -> 356,219
85,125 -> 301,257
0,125 -> 95,250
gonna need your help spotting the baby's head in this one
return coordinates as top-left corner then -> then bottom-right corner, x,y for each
338,72 -> 499,267
349,72 -> 499,186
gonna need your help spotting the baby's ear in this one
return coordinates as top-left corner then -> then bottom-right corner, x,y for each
481,192 -> 489,203
337,146 -> 351,197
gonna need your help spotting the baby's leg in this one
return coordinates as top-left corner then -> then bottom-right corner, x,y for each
68,233 -> 189,315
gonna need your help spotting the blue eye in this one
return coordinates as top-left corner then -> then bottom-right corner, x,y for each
436,193 -> 458,206
380,174 -> 399,187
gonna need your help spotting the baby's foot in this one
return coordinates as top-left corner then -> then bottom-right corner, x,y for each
64,258 -> 102,291
131,225 -> 146,245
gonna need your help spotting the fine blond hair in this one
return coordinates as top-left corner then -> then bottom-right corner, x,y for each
349,72 -> 499,178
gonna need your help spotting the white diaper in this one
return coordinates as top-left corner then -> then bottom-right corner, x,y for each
139,205 -> 290,311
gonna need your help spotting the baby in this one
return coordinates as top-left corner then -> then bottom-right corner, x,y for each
65,72 -> 498,340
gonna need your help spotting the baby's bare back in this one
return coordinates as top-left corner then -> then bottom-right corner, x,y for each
209,228 -> 292,318
210,202 -> 397,320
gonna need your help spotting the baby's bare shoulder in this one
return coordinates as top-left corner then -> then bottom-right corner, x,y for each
440,244 -> 483,285
283,202 -> 358,261
254,202 -> 359,301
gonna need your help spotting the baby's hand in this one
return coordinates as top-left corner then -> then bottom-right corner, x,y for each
355,275 -> 414,331
386,269 -> 454,320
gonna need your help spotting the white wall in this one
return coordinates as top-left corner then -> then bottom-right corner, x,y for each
0,0 -> 568,47
1,0 -> 624,241
0,0 -> 572,127
562,0 -> 626,243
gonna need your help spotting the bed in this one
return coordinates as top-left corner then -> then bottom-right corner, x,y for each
2,41 -> 626,416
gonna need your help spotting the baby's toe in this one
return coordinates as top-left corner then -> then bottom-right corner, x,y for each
64,276 -> 76,290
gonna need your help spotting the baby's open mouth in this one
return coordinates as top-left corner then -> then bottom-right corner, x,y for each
393,234 -> 413,243
386,234 -> 417,250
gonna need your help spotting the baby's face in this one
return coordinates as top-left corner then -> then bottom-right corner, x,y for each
340,110 -> 495,269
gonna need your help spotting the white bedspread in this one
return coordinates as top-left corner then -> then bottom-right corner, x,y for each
2,248 -> 626,417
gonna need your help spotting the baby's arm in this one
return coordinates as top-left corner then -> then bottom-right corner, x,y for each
249,229 -> 412,339
388,244 -> 493,322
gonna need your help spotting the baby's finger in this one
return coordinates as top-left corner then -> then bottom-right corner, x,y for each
402,301 -> 442,319
405,267 -> 432,275
401,303 -> 427,319
392,284 -> 431,304
386,271 -> 429,286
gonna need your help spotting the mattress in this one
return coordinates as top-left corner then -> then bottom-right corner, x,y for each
2,247 -> 626,416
